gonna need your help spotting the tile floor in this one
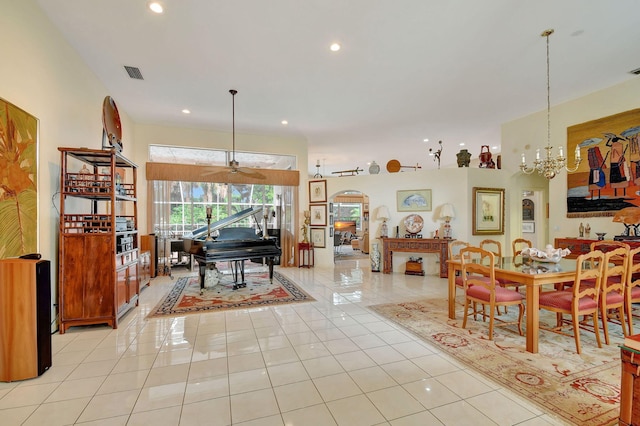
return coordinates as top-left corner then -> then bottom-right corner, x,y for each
0,260 -> 569,425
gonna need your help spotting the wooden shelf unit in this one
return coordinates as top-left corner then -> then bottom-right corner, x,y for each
58,148 -> 139,333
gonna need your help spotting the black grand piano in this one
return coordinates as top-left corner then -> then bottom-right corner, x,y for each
184,207 -> 281,291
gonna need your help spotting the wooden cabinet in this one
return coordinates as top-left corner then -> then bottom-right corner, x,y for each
58,148 -> 139,333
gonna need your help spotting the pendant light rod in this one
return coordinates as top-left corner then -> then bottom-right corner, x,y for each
520,29 -> 581,179
230,89 -> 237,163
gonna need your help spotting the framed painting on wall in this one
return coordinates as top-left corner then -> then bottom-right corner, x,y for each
0,97 -> 38,258
472,187 -> 505,235
309,180 -> 327,203
396,189 -> 432,212
309,204 -> 327,226
566,108 -> 640,218
310,228 -> 326,248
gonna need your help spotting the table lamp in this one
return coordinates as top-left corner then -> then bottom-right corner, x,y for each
440,203 -> 455,239
377,205 -> 390,238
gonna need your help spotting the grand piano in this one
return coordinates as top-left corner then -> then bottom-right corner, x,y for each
184,207 -> 281,291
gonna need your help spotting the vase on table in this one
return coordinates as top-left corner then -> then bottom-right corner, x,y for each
371,243 -> 381,272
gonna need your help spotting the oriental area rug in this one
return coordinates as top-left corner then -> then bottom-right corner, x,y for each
369,298 -> 625,426
147,271 -> 314,318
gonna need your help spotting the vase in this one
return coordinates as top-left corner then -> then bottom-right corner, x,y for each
456,149 -> 471,167
371,243 -> 381,272
369,161 -> 380,174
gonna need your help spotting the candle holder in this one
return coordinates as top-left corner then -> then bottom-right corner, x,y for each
263,208 -> 269,240
302,210 -> 311,243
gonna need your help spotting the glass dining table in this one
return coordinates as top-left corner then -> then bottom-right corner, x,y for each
447,256 -> 578,354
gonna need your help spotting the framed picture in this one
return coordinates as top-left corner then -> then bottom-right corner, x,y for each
309,180 -> 327,203
473,187 -> 505,235
522,222 -> 535,233
309,204 -> 327,226
310,228 -> 326,248
397,189 -> 432,212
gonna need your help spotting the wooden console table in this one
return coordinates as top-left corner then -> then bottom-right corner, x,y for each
381,237 -> 451,278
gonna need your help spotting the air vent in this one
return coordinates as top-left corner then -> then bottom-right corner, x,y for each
124,66 -> 144,80
630,67 -> 640,75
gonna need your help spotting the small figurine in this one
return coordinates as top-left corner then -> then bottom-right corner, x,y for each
579,222 -> 584,238
585,223 -> 591,239
429,140 -> 443,169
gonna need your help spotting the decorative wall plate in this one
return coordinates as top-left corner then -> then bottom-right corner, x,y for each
102,96 -> 123,151
386,159 -> 401,173
404,214 -> 424,234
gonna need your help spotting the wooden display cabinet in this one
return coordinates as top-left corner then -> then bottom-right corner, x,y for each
58,148 -> 139,333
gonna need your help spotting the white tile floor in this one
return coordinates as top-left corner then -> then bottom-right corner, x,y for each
0,260 -> 570,425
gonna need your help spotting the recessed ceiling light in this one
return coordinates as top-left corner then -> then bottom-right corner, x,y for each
459,143 -> 465,146
149,2 -> 163,13
281,120 -> 288,125
423,138 -> 429,142
492,146 -> 498,150
182,109 -> 190,114
330,43 -> 341,52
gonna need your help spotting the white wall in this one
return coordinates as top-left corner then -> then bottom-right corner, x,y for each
315,167 -> 516,272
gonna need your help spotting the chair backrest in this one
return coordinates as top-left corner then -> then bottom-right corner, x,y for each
460,246 -> 495,290
573,250 -> 605,301
448,240 -> 470,260
601,246 -> 628,300
590,240 -> 630,254
512,238 -> 532,256
627,246 -> 640,288
480,239 -> 501,264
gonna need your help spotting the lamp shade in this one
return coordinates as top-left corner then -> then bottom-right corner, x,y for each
377,205 -> 390,221
440,203 -> 455,220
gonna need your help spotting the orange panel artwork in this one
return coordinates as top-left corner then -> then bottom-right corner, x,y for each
0,98 -> 38,258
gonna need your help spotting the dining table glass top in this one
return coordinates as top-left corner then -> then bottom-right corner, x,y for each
485,256 -> 578,275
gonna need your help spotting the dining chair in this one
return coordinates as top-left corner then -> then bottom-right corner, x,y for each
512,238 -> 532,256
594,247 -> 629,344
448,240 -> 470,291
460,246 -> 525,340
625,246 -> 640,335
538,250 -> 605,354
480,239 -> 520,314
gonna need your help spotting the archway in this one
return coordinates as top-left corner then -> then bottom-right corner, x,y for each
330,190 -> 370,262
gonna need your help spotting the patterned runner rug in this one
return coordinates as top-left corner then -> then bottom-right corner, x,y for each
369,298 -> 625,426
147,271 -> 315,318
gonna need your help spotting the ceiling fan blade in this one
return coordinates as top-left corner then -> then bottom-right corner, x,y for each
236,167 -> 266,179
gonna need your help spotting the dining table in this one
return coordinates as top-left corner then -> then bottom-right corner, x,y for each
447,256 -> 578,354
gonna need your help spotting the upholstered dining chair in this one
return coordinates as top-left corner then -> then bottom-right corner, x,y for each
480,239 -> 519,314
448,240 -> 470,292
460,246 -> 525,340
538,250 -> 605,355
512,238 -> 533,256
625,246 -> 640,335
590,247 -> 629,345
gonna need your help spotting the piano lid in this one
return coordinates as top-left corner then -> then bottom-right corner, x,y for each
188,206 -> 263,240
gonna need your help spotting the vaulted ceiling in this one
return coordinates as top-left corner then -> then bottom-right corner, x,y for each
36,0 -> 640,176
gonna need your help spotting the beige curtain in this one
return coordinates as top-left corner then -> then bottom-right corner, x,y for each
146,162 -> 299,267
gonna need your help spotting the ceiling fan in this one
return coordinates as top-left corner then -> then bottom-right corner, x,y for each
206,89 -> 265,180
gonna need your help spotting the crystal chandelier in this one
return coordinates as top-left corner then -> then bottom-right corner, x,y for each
520,29 -> 581,179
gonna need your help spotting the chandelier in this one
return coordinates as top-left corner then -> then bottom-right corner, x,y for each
520,29 -> 581,179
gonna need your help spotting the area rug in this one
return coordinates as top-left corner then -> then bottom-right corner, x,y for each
147,271 -> 315,318
369,298 -> 624,426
